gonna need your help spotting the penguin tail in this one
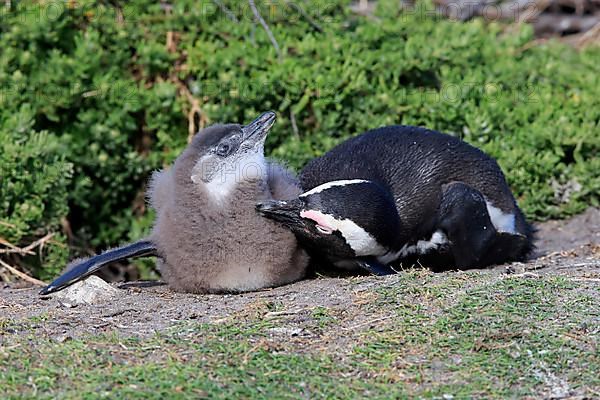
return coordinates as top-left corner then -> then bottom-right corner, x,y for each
39,240 -> 158,295
521,222 -> 538,260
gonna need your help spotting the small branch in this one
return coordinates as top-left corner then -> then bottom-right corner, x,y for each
0,259 -> 46,286
290,109 -> 299,137
249,20 -> 257,45
264,306 -> 316,319
187,98 -> 204,142
248,0 -> 282,61
568,277 -> 600,282
342,315 -> 394,331
22,233 -> 55,254
285,1 -> 323,32
160,4 -> 207,140
0,233 -> 54,256
575,21 -> 600,48
166,31 -> 176,52
0,220 -> 17,229
213,0 -> 239,22
0,237 -> 34,255
171,75 -> 206,141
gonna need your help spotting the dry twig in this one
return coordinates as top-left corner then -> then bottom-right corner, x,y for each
575,21 -> 600,48
0,258 -> 46,286
249,0 -> 283,61
161,5 -> 207,141
285,1 -> 323,32
290,109 -> 299,137
213,0 -> 239,22
0,233 -> 54,256
342,314 -> 394,331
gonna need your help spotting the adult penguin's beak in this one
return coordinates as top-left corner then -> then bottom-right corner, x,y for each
256,199 -> 304,227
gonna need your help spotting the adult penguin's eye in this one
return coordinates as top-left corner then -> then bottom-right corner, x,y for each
216,143 -> 230,156
315,225 -> 333,235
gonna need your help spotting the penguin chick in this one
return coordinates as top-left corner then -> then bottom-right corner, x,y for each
257,125 -> 534,273
40,112 -> 308,295
152,112 -> 308,293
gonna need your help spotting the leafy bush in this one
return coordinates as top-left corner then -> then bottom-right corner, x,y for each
0,106 -> 71,279
1,0 -> 598,278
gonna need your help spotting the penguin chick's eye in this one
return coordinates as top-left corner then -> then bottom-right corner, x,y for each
315,225 -> 333,235
216,143 -> 231,157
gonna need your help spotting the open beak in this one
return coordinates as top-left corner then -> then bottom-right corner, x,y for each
256,199 -> 303,227
242,111 -> 276,143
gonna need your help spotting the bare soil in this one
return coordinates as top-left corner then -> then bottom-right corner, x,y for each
1,208 -> 598,341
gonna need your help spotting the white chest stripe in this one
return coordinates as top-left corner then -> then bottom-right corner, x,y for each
203,177 -> 239,203
301,179 -> 369,197
377,230 -> 448,264
301,210 -> 386,256
194,153 -> 267,204
485,201 -> 516,234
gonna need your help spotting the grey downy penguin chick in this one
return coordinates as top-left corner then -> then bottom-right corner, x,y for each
257,125 -> 534,274
151,112 -> 308,293
40,112 -> 308,295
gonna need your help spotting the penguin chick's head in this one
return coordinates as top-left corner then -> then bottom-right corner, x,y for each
256,180 -> 401,260
187,112 -> 276,194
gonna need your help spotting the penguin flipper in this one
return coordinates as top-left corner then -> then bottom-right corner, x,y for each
355,257 -> 397,276
477,231 -> 532,265
39,240 -> 158,295
438,182 -> 497,269
438,182 -> 533,268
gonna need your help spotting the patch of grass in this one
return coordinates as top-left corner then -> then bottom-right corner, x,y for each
1,275 -> 597,398
351,276 -> 599,398
311,306 -> 337,329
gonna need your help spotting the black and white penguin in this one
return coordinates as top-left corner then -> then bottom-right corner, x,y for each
257,125 -> 534,274
40,112 -> 309,295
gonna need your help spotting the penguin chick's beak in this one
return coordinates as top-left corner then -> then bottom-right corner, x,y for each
256,199 -> 303,227
242,111 -> 276,143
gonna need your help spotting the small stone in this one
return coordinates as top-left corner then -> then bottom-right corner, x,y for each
52,333 -> 72,343
51,276 -> 119,305
268,327 -> 304,336
58,300 -> 77,308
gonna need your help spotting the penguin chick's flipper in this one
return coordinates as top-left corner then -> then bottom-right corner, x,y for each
355,257 -> 397,276
39,240 -> 158,295
437,182 -> 497,269
266,160 -> 303,200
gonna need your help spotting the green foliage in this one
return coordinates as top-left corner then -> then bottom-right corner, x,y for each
0,106 -> 71,278
0,0 -> 598,277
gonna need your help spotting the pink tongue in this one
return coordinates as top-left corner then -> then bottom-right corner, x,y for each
300,210 -> 334,230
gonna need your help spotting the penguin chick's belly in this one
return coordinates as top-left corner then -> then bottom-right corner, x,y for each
154,207 -> 307,293
210,218 -> 307,292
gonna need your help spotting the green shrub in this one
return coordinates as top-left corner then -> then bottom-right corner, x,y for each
0,106 -> 71,279
0,0 -> 598,278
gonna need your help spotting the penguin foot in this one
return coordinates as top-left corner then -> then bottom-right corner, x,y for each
355,257 -> 397,276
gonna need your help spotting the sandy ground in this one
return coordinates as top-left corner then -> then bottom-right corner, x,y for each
1,208 -> 598,340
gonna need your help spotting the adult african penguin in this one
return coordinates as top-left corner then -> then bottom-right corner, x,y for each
40,112 -> 309,295
257,125 -> 534,274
